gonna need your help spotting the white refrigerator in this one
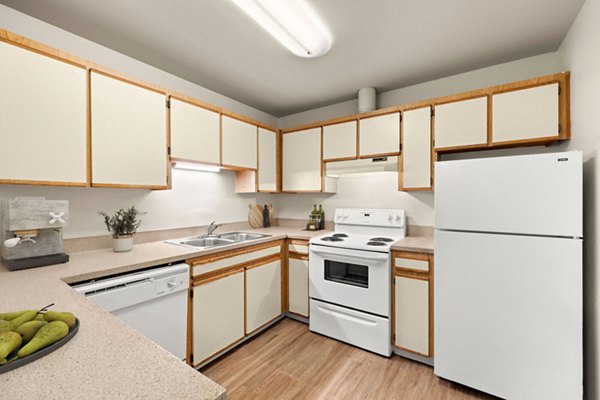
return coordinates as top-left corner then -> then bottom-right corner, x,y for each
434,151 -> 583,400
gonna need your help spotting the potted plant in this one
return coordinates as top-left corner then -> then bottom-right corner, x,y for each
98,206 -> 146,252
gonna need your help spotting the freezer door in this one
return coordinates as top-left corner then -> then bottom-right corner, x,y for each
435,151 -> 582,237
434,230 -> 582,400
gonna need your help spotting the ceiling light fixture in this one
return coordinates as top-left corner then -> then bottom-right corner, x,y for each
231,0 -> 332,58
172,162 -> 221,173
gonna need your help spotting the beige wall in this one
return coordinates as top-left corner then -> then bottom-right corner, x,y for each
558,0 -> 600,397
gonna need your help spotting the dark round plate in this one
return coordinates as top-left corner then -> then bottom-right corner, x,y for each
0,318 -> 80,374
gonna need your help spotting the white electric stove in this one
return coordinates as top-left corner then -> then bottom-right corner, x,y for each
308,208 -> 406,356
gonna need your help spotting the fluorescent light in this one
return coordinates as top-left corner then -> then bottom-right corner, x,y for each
231,0 -> 332,58
172,162 -> 221,173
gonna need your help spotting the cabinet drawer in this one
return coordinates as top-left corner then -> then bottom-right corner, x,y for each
394,257 -> 429,273
191,243 -> 281,277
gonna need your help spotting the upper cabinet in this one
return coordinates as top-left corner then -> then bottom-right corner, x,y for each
258,128 -> 278,192
283,128 -> 322,192
492,83 -> 560,144
170,97 -> 220,165
90,71 -> 168,188
434,96 -> 488,150
400,107 -> 432,191
323,121 -> 357,161
359,113 -> 400,157
222,116 -> 257,170
0,41 -> 87,186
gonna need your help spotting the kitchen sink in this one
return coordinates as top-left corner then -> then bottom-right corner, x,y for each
166,231 -> 271,249
218,232 -> 271,241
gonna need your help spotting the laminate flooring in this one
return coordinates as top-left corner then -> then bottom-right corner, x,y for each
201,318 -> 496,400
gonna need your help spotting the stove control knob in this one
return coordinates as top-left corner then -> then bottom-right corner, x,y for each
395,215 -> 402,222
388,214 -> 393,222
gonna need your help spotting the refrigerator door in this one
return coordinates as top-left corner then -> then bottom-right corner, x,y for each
434,230 -> 582,400
435,151 -> 582,237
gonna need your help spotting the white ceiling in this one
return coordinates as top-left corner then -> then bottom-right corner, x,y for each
0,0 -> 585,117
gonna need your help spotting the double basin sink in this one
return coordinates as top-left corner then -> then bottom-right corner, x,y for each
166,231 -> 272,249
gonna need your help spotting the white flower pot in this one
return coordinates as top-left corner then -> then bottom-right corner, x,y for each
112,235 -> 134,252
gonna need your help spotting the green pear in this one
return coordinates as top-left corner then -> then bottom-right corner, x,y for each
16,320 -> 47,343
8,310 -> 37,331
17,321 -> 68,358
44,311 -> 76,328
0,331 -> 22,359
0,310 -> 29,321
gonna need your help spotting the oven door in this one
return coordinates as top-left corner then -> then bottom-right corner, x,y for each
309,245 -> 391,317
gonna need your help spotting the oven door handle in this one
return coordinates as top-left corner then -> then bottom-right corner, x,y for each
309,246 -> 389,262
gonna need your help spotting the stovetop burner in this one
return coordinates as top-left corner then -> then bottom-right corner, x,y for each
369,237 -> 393,242
332,233 -> 349,238
322,236 -> 344,242
366,241 -> 387,246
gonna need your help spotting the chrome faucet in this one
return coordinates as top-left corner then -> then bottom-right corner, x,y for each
206,221 -> 222,237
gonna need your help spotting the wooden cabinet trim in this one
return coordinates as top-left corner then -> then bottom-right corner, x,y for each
358,151 -> 400,159
188,240 -> 283,266
245,254 -> 282,270
192,266 -> 245,286
0,179 -> 88,187
288,252 -> 309,261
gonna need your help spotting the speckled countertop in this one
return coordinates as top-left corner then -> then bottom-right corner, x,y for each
0,226 -> 432,399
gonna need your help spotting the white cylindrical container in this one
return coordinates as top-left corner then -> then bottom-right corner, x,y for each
112,235 -> 134,252
358,87 -> 377,113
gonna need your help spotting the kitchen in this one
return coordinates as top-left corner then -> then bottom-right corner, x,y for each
0,1 -> 598,399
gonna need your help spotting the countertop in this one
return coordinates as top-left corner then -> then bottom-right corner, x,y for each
0,226 -> 432,399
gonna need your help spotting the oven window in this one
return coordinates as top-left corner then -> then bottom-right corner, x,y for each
324,260 -> 368,288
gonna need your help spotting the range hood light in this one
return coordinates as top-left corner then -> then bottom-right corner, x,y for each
231,0 -> 332,58
172,162 -> 221,173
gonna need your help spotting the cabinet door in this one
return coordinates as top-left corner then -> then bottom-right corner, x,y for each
282,128 -> 321,191
222,115 -> 257,169
246,260 -> 282,333
170,98 -> 220,165
192,270 -> 245,365
258,128 -> 277,191
435,97 -> 488,149
0,41 -> 87,185
492,83 -> 559,143
394,275 -> 430,356
400,107 -> 431,190
91,72 -> 167,188
323,121 -> 357,160
359,112 -> 400,157
288,257 -> 309,317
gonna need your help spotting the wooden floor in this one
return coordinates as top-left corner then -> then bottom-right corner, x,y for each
201,319 -> 496,400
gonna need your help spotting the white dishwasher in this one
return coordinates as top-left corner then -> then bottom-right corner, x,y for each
73,263 -> 189,360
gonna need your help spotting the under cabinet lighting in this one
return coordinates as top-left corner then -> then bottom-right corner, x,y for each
172,162 -> 221,173
231,0 -> 332,58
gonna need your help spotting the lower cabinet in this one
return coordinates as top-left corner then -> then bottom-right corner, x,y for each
288,257 -> 309,317
246,259 -> 282,334
187,241 -> 284,367
191,269 -> 245,365
287,239 -> 310,318
393,251 -> 434,358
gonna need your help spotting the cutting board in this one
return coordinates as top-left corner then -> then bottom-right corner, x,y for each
248,204 -> 273,229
